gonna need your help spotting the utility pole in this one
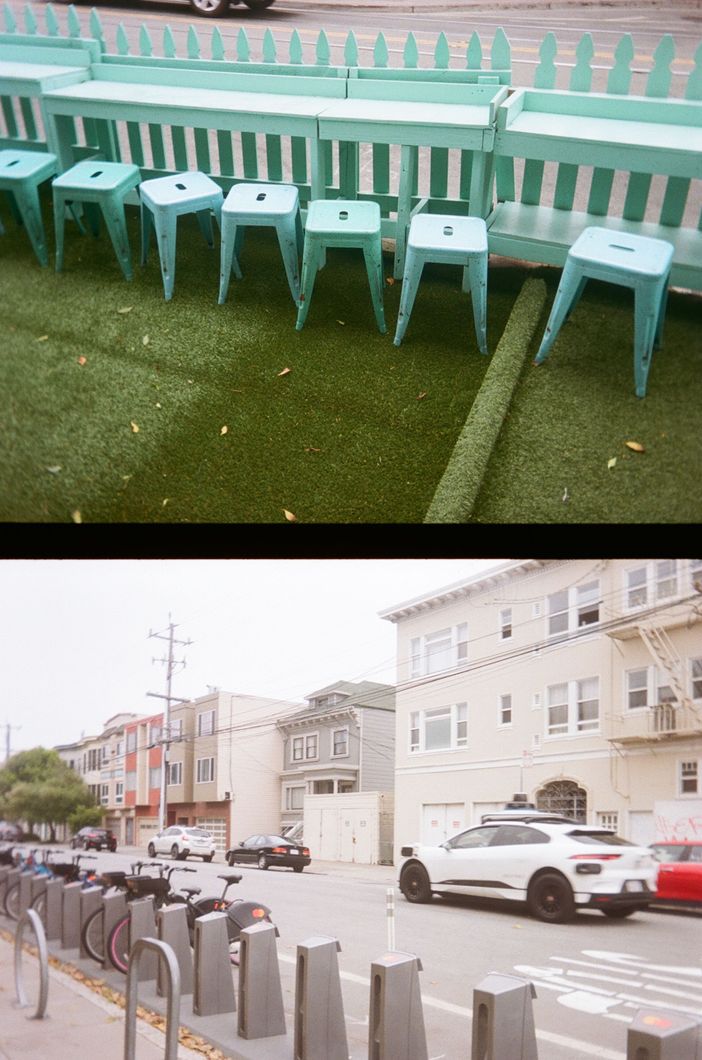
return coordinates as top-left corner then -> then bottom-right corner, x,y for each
147,615 -> 192,831
2,723 -> 21,763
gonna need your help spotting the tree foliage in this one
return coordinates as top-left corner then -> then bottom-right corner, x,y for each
0,747 -> 97,841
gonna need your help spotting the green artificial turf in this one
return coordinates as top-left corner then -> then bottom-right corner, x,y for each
1,195 -> 515,524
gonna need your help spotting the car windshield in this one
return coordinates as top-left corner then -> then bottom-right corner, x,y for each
567,830 -> 635,846
184,828 -> 210,837
651,844 -> 686,862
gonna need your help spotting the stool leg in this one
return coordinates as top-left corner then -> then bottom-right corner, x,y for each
275,215 -> 301,304
393,246 -> 424,346
533,259 -> 582,364
467,253 -> 489,355
363,236 -> 387,334
294,209 -> 303,258
12,184 -> 49,267
295,236 -> 321,330
653,277 -> 670,350
101,197 -> 133,281
195,208 -> 215,248
84,202 -> 101,238
218,218 -> 243,305
54,192 -> 67,273
633,281 -> 663,398
152,208 -> 178,301
140,201 -> 153,266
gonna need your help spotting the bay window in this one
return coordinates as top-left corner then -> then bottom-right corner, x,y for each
409,703 -> 468,753
546,677 -> 599,736
409,623 -> 469,678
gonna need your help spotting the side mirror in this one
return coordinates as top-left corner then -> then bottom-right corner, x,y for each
441,841 -> 452,851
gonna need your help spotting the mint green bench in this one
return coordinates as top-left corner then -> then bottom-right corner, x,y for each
488,88 -> 702,292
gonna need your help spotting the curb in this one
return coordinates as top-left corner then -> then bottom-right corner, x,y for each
424,276 -> 548,523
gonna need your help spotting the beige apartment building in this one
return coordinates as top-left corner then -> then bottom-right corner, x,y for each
381,558 -> 702,859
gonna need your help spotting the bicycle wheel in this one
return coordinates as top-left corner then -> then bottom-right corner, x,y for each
3,882 -> 21,920
81,906 -> 105,964
107,915 -> 131,974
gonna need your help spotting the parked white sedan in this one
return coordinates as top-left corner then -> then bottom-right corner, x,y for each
398,814 -> 658,923
146,825 -> 216,862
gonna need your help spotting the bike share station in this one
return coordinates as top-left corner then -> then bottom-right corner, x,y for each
1,858 -> 701,1059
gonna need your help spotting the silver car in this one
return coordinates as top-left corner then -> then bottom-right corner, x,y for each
146,825 -> 216,862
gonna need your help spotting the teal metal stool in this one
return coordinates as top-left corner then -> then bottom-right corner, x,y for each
139,171 -> 223,301
0,149 -> 58,266
534,226 -> 674,398
295,199 -> 386,333
219,183 -> 303,306
52,161 -> 141,279
394,214 -> 489,354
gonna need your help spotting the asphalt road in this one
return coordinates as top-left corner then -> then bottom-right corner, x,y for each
73,848 -> 702,1060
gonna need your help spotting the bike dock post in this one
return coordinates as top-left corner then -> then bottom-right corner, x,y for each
61,880 -> 83,950
192,911 -> 237,1017
44,877 -> 64,940
125,939 -> 180,1060
471,972 -> 538,1060
2,866 -> 21,912
30,873 -> 47,914
369,951 -> 428,1060
79,886 -> 103,959
18,871 -> 34,918
238,921 -> 286,1040
14,909 -> 49,1020
626,1009 -> 700,1059
294,936 -> 348,1060
125,896 -> 156,979
101,890 -> 127,970
0,864 -> 12,906
156,904 -> 193,997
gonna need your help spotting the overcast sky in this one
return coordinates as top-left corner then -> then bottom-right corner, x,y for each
0,558 -> 507,757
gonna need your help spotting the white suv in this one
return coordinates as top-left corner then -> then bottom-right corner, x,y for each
399,815 -> 658,923
147,825 -> 216,862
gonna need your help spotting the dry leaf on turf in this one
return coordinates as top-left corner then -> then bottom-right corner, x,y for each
220,425 -> 228,435
46,466 -> 62,474
77,356 -> 87,366
36,335 -> 49,342
283,509 -> 297,522
625,440 -> 645,453
607,457 -> 617,469
130,421 -> 139,433
72,510 -> 82,524
386,276 -> 395,286
416,391 -> 427,400
277,367 -> 292,377
142,335 -> 150,346
117,306 -> 133,314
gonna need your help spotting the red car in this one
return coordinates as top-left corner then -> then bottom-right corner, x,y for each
650,841 -> 702,908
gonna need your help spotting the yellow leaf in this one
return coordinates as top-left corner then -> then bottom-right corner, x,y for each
142,335 -> 150,346
283,509 -> 297,522
277,367 -> 292,377
155,402 -> 162,409
36,335 -> 49,342
77,355 -> 87,366
607,457 -> 617,469
46,466 -> 62,474
304,446 -> 321,453
385,276 -> 395,286
71,510 -> 82,524
416,391 -> 427,400
117,306 -> 133,314
220,425 -> 228,435
162,499 -> 169,507
625,440 -> 645,453
337,320 -> 346,326
130,421 -> 140,433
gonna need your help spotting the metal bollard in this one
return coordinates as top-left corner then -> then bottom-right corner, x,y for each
44,878 -> 64,940
471,972 -> 538,1060
369,951 -> 428,1060
157,904 -> 193,996
101,890 -> 127,970
295,936 -> 348,1060
193,911 -> 237,1017
14,909 -> 49,1020
61,881 -> 83,950
626,1009 -> 700,1059
125,939 -> 181,1060
79,886 -> 103,959
238,921 -> 286,1040
125,896 -> 156,979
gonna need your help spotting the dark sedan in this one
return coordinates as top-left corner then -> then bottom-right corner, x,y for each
71,826 -> 117,852
226,834 -> 311,872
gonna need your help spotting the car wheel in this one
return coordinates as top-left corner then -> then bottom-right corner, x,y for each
203,854 -> 214,862
293,865 -> 304,873
171,845 -> 180,860
189,0 -> 230,16
147,843 -> 156,858
243,0 -> 276,7
601,906 -> 637,918
226,852 -> 236,867
257,854 -> 269,870
84,840 -> 91,851
400,863 -> 432,903
527,872 -> 575,923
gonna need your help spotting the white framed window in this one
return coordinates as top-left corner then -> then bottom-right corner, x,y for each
126,730 -> 137,753
116,741 -> 124,758
332,728 -> 349,757
627,668 -> 649,710
150,723 -> 162,745
100,783 -> 109,805
547,582 -> 601,640
169,718 -> 183,740
626,666 -> 678,709
285,785 -> 305,811
409,703 -> 468,753
101,746 -> 109,764
625,560 -> 681,610
292,736 -> 304,762
125,771 -> 137,791
409,623 -> 469,678
499,608 -> 512,640
305,734 -> 318,760
197,710 -> 215,737
149,766 -> 161,789
597,812 -> 619,831
196,757 -> 215,783
498,694 -> 512,726
691,658 -> 702,700
115,782 -> 124,805
167,761 -> 182,785
546,677 -> 600,736
680,760 -> 699,796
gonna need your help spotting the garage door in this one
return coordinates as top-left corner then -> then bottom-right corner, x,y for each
421,803 -> 465,845
196,817 -> 227,851
138,818 -> 158,848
